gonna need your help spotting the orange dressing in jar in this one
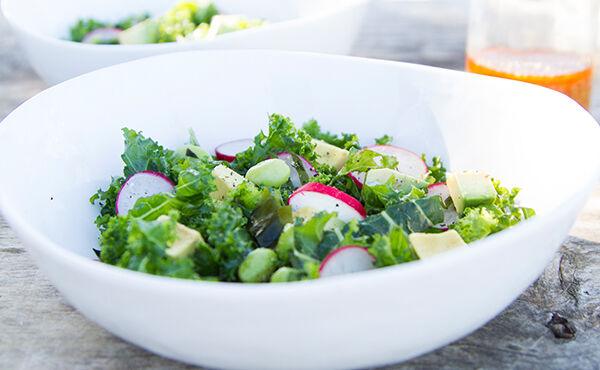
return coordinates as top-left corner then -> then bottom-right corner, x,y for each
466,48 -> 593,109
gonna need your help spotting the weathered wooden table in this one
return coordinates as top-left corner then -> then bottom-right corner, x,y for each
1,1 -> 599,368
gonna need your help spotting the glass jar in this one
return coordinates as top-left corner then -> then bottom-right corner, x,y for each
466,0 -> 597,109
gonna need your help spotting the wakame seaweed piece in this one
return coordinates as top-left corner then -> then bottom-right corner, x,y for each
357,196 -> 445,238
249,195 -> 293,248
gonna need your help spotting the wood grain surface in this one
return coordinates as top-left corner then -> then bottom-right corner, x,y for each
1,1 -> 599,369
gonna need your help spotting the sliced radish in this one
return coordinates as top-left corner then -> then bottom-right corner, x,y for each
427,182 -> 458,229
81,27 -> 122,44
215,138 -> 253,162
288,183 -> 366,223
349,145 -> 428,188
276,152 -> 318,188
319,246 -> 375,278
116,171 -> 175,215
428,182 -> 451,203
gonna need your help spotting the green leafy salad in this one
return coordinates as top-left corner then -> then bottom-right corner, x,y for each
90,113 -> 535,282
70,1 -> 264,45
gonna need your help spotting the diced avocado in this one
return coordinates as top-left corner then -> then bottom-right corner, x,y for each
312,139 -> 349,171
324,216 -> 346,232
206,15 -> 264,38
157,215 -> 204,258
245,158 -> 290,187
292,206 -> 319,221
409,230 -> 467,259
365,168 -> 428,192
210,165 -> 246,200
175,144 -> 210,159
118,19 -> 159,44
447,171 -> 497,214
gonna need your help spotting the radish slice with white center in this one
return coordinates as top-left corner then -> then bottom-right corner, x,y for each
288,183 -> 366,222
319,246 -> 375,278
427,182 -> 458,228
215,138 -> 253,162
349,145 -> 428,188
276,152 -> 318,188
428,182 -> 451,203
81,27 -> 122,44
116,171 -> 175,215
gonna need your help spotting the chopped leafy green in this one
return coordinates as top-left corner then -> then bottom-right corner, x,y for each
337,148 -> 398,177
451,180 -> 535,243
157,1 -> 218,42
69,13 -> 150,43
302,119 -> 360,150
231,114 -> 317,175
121,128 -> 176,180
423,155 -> 447,184
90,176 -> 125,232
70,19 -> 109,42
205,201 -> 255,281
374,135 -> 393,146
99,212 -> 213,279
362,178 -> 427,215
368,226 -> 417,267
115,13 -> 151,30
358,196 -> 444,238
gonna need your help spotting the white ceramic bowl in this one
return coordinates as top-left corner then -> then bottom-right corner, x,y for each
0,51 -> 599,369
1,0 -> 368,85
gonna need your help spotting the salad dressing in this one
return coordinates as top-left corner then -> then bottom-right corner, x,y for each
466,48 -> 593,109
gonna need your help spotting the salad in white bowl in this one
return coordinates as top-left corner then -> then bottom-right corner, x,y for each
91,113 -> 534,283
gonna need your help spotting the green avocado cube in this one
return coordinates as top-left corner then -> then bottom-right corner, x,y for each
447,171 -> 497,214
409,230 -> 467,259
118,19 -> 159,44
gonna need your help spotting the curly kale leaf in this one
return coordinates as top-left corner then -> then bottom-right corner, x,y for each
451,180 -> 535,243
99,212 -> 214,279
231,114 -> 316,175
368,226 -> 417,267
337,148 -> 398,177
302,119 -> 360,150
358,196 -> 444,238
121,128 -> 177,180
274,213 -> 367,280
362,178 -> 427,215
374,135 -> 394,146
205,202 -> 255,281
90,176 -> 125,232
422,155 -> 447,184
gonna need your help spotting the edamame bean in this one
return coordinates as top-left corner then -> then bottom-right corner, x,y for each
270,267 -> 304,283
175,144 -> 210,159
245,159 -> 290,187
238,248 -> 278,283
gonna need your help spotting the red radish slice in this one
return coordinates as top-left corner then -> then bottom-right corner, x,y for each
349,145 -> 428,188
428,182 -> 450,203
288,183 -> 366,222
319,246 -> 375,278
276,152 -> 318,188
116,171 -> 175,215
81,27 -> 122,44
215,138 -> 253,162
427,182 -> 458,228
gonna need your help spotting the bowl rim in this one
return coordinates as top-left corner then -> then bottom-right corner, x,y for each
0,0 -> 368,52
0,49 -> 599,293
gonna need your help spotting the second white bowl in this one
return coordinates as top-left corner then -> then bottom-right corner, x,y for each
1,0 -> 368,85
